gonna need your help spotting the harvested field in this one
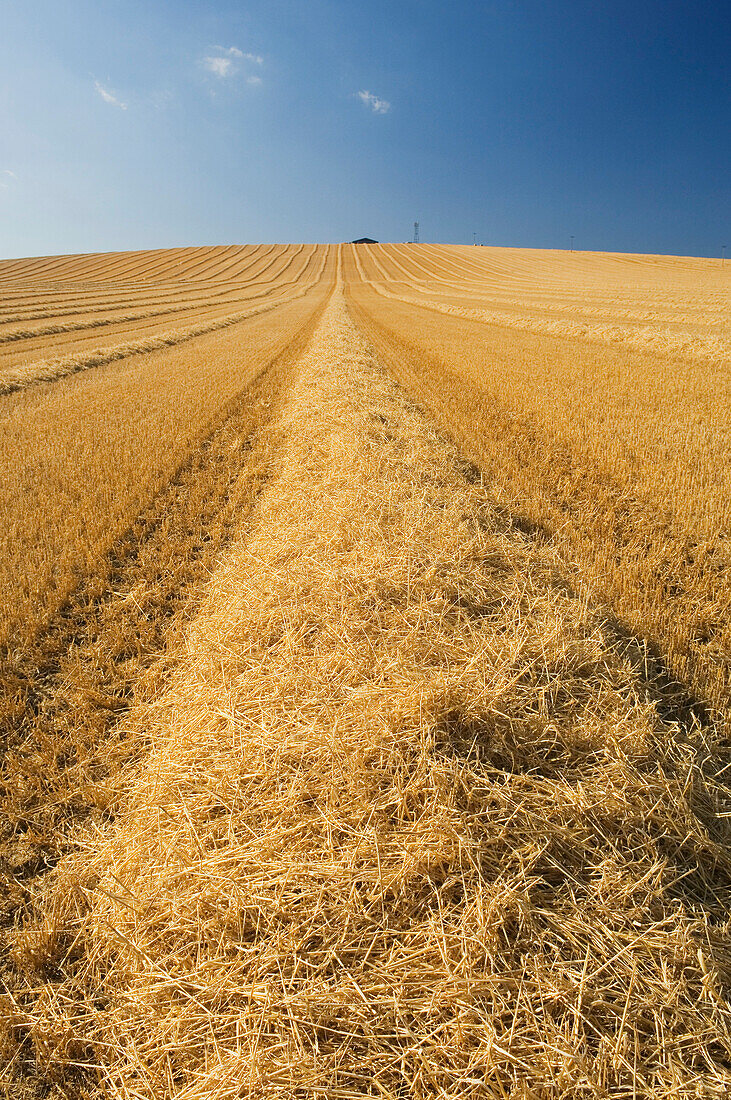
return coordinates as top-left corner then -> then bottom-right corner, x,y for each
1,243 -> 730,1098
0,247 -> 335,648
345,244 -> 731,724
0,246 -> 329,391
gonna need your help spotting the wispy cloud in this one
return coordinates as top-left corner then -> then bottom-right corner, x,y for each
0,169 -> 17,190
357,89 -> 390,114
204,56 -> 236,77
202,46 -> 264,81
94,80 -> 127,109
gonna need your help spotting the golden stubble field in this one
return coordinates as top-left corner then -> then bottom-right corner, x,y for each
1,241 -> 729,1098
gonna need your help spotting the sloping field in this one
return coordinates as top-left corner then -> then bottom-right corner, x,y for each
1,243 -> 730,1098
0,245 -> 328,392
0,245 -> 336,647
350,244 -> 730,364
345,244 -> 731,721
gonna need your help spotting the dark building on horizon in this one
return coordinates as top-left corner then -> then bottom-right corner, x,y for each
351,237 -> 378,244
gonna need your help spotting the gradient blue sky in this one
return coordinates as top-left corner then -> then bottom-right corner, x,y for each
1,0 -> 729,258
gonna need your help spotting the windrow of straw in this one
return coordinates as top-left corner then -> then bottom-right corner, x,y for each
352,243 -> 730,366
375,281 -> 730,366
0,349 -> 298,1098
9,292 -> 731,1097
354,268 -> 730,367
344,248 -> 731,727
0,250 -> 335,650
0,251 -> 329,396
0,245 -> 326,374
0,286 -> 303,346
0,338 -> 294,909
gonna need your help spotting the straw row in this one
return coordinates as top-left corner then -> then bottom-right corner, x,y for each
7,291 -> 731,1097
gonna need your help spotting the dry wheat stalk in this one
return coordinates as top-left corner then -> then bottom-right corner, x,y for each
10,290 -> 731,1097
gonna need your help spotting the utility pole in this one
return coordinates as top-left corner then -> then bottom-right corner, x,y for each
473,232 -> 477,246
570,235 -> 575,253
722,245 -> 727,266
413,221 -> 420,244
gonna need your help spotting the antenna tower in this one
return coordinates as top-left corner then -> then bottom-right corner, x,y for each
413,221 -> 420,244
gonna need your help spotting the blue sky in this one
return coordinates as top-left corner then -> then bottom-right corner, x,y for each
1,0 -> 728,257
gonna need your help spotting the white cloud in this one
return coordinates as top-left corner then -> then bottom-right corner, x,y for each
204,56 -> 235,77
357,89 -> 390,114
94,80 -> 127,109
0,170 -> 16,190
203,46 -> 263,81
